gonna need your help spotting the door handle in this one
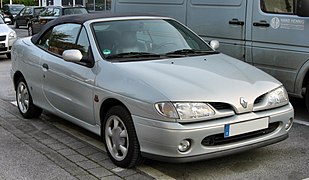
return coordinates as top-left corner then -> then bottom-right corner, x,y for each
42,63 -> 49,70
253,21 -> 270,27
229,19 -> 244,26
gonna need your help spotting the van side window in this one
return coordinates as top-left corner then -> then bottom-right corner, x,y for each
261,0 -> 294,14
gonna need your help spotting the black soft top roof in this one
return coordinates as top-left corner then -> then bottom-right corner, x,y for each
31,12 -> 156,44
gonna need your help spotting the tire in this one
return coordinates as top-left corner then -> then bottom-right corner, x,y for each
6,53 -> 11,59
103,106 -> 143,168
14,20 -> 19,29
306,82 -> 309,112
28,25 -> 33,36
16,77 -> 42,119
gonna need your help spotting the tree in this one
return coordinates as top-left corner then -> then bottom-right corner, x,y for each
1,0 -> 38,6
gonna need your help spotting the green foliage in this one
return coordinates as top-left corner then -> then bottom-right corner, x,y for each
2,0 -> 38,6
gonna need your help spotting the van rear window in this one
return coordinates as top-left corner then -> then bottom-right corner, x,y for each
260,0 -> 294,14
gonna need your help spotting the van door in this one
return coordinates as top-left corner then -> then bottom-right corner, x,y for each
187,0 -> 247,61
114,0 -> 187,24
251,0 -> 309,93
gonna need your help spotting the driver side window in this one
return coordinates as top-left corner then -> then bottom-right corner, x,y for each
37,24 -> 92,66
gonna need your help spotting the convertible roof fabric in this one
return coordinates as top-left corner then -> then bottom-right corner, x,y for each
31,12 -> 156,44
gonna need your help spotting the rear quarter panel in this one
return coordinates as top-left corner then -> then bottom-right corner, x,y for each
11,38 -> 46,108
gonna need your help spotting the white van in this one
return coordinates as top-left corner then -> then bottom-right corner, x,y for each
112,0 -> 309,111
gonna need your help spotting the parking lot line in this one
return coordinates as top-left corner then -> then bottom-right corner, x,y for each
294,120 -> 309,127
10,101 -> 17,106
137,165 -> 176,180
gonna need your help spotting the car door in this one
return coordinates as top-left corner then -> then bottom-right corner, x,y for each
251,0 -> 309,93
37,23 -> 97,125
15,7 -> 26,25
20,7 -> 30,26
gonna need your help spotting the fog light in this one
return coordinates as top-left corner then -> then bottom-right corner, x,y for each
178,139 -> 191,152
285,117 -> 293,130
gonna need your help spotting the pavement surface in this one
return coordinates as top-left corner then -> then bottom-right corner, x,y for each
0,98 -> 154,180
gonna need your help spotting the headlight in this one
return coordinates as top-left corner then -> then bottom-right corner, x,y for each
266,86 -> 289,108
9,31 -> 17,39
155,102 -> 215,120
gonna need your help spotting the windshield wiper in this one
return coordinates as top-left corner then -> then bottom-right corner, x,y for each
106,52 -> 162,60
165,49 -> 219,56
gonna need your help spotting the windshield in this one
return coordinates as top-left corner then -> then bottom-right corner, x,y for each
34,8 -> 44,16
92,19 -> 214,61
9,6 -> 24,14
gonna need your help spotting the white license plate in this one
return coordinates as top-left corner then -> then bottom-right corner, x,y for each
224,117 -> 269,138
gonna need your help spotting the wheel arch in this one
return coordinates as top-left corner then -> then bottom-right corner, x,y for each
13,71 -> 25,90
99,98 -> 131,126
295,58 -> 309,98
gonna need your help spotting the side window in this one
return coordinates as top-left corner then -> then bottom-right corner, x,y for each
53,8 -> 60,16
76,27 -> 91,60
37,29 -> 52,50
34,8 -> 42,16
24,8 -> 31,15
37,24 -> 81,56
36,24 -> 91,64
44,8 -> 54,16
261,0 -> 294,14
48,24 -> 81,55
19,8 -> 25,15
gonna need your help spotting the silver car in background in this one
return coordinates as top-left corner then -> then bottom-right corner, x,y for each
0,17 -> 17,59
11,13 -> 294,168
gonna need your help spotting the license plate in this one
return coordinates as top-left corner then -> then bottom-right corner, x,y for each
224,117 -> 269,138
0,43 -> 4,48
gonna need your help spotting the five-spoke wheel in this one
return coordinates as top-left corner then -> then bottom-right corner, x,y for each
103,106 -> 143,168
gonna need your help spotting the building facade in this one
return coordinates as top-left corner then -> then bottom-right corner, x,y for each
41,0 -> 111,11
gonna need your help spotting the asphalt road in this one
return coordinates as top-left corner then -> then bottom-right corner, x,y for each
0,26 -> 308,180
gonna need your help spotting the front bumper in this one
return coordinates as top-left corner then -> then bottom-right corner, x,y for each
132,103 -> 293,162
0,35 -> 15,54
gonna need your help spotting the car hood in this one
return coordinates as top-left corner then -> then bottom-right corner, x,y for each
113,54 -> 282,112
0,24 -> 13,34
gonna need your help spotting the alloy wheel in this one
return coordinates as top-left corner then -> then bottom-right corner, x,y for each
105,115 -> 129,161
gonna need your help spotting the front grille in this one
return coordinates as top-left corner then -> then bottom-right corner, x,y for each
0,35 -> 6,41
0,47 -> 8,51
201,122 -> 280,146
208,102 -> 233,111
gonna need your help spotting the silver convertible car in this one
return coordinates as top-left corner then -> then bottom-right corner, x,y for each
11,13 -> 294,167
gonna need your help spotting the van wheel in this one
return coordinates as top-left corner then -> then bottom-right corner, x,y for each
16,77 -> 42,119
14,21 -> 19,29
103,106 -> 143,168
306,82 -> 309,112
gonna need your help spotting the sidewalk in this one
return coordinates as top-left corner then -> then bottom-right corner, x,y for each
0,99 -> 154,180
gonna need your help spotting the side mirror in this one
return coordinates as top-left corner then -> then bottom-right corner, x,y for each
62,50 -> 82,62
296,0 -> 309,17
210,40 -> 220,50
4,17 -> 11,24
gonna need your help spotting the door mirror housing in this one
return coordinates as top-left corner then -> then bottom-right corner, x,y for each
62,50 -> 83,62
210,40 -> 220,50
4,17 -> 11,24
296,0 -> 309,17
